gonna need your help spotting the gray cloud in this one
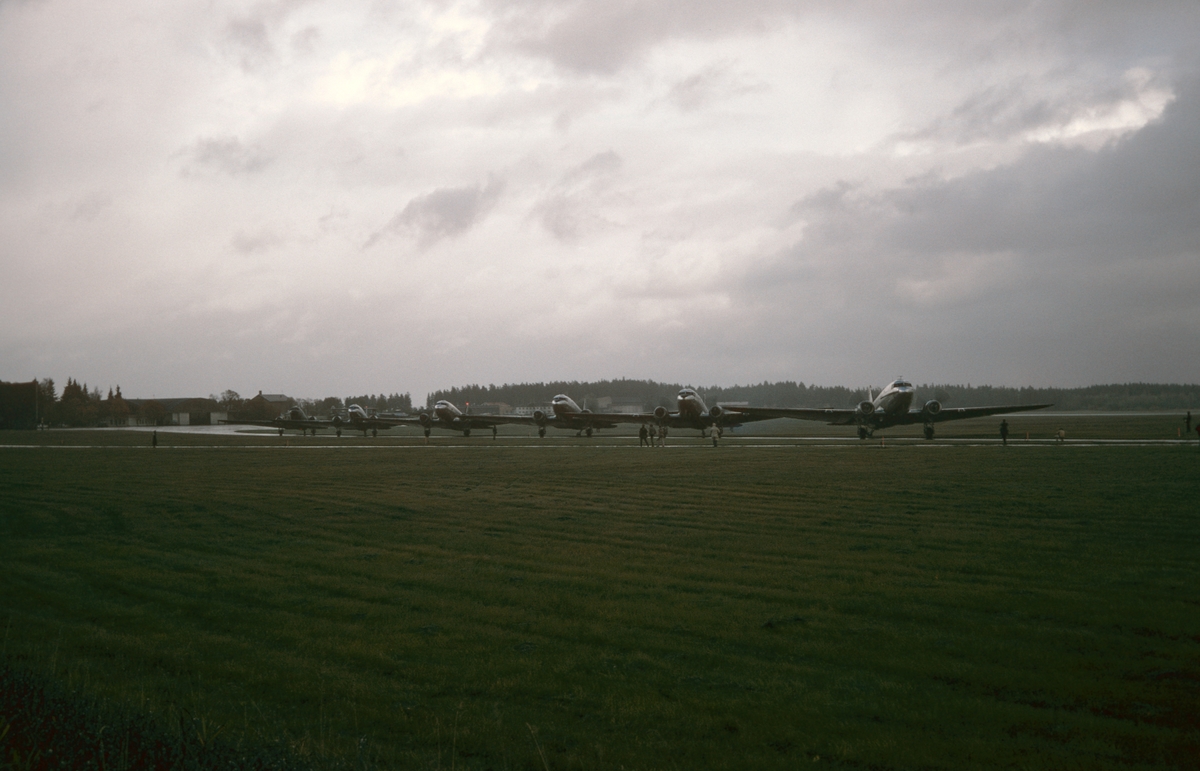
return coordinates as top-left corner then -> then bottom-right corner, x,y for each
483,2 -> 1200,79
5,1 -> 1200,401
70,192 -> 113,222
665,62 -> 766,112
736,79 -> 1200,384
881,83 -> 1200,259
534,150 -> 622,240
221,0 -> 314,70
485,0 -> 796,74
896,72 -> 1173,147
367,176 -> 505,248
231,229 -> 283,255
186,136 -> 273,176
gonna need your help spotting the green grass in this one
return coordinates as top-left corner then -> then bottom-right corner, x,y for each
1,429 -> 1198,769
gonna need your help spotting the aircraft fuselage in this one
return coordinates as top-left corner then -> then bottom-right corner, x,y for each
872,380 -> 914,419
676,389 -> 710,421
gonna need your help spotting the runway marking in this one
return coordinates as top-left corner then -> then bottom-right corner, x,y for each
2,440 -> 1195,450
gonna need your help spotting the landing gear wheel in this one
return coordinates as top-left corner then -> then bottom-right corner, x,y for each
538,427 -> 546,438
585,427 -> 593,438
372,428 -> 378,438
923,424 -> 934,440
464,428 -> 471,437
492,425 -> 498,440
424,428 -> 431,439
857,427 -> 868,440
279,428 -> 285,437
336,429 -> 341,437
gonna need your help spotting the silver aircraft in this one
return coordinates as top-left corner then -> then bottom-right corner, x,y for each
416,400 -> 536,439
531,394 -> 650,438
651,387 -> 775,437
727,378 -> 1051,439
223,406 -> 332,436
331,404 -> 413,437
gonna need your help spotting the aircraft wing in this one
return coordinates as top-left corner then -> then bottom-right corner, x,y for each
575,412 -> 658,426
722,407 -> 858,425
461,414 -> 540,429
352,415 -> 423,429
657,411 -> 782,430
892,403 -> 1053,425
223,418 -> 333,430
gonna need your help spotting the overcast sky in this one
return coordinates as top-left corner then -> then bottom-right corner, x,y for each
2,1 -> 1198,401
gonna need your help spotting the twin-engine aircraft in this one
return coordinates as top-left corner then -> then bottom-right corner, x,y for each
230,381 -> 1037,441
727,378 -> 1051,439
336,400 -> 530,438
415,400 -> 536,438
652,388 -> 774,437
532,394 -> 648,437
331,404 -> 412,437
224,406 -> 332,436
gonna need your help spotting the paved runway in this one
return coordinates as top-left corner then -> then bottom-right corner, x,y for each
3,438 -> 1195,449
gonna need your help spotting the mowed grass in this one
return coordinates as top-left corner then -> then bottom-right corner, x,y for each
1,434 -> 1198,769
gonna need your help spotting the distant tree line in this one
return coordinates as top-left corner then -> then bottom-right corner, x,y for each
428,379 -> 1200,412
914,382 -> 1200,411
210,390 -> 413,420
340,392 -> 413,414
429,379 -> 686,411
0,378 -> 140,428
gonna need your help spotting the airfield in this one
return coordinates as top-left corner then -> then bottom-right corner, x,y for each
1,413 -> 1197,769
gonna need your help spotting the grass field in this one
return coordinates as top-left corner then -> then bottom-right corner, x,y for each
1,420 -> 1198,769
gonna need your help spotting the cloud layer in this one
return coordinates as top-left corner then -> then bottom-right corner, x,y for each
2,1 -> 1198,399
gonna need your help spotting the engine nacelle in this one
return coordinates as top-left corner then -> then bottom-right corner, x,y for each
533,410 -> 549,426
653,406 -> 669,421
709,405 -> 724,419
417,412 -> 433,428
923,399 -> 942,416
857,400 -> 875,416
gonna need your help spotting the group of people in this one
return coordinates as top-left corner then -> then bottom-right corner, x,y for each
998,418 -> 1062,444
1000,412 -> 1200,445
638,423 -> 669,447
999,418 -> 1064,444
